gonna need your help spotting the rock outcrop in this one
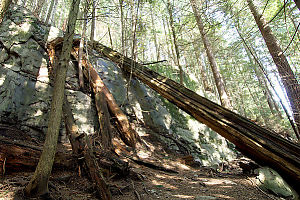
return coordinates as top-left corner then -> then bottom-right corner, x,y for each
0,5 -> 236,166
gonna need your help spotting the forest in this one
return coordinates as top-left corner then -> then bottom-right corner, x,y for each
0,0 -> 299,199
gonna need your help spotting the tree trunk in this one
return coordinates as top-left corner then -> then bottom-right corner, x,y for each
44,0 -> 56,25
33,0 -> 45,17
24,0 -> 80,197
91,41 -> 300,187
70,46 -> 139,147
150,5 -> 160,61
247,0 -> 300,140
90,0 -> 96,41
191,39 -> 211,91
0,0 -> 11,23
77,3 -> 87,89
167,0 -> 183,85
190,0 -> 232,109
63,96 -> 112,200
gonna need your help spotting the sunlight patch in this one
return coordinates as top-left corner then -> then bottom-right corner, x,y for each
173,194 -> 194,198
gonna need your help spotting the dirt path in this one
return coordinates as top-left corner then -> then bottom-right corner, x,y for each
1,159 -> 277,200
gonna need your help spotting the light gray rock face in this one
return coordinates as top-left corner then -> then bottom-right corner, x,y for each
0,5 -> 236,166
255,167 -> 299,199
0,6 -> 97,139
90,52 -> 236,166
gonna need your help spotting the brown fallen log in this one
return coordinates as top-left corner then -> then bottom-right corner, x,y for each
90,41 -> 300,187
0,136 -> 73,174
63,95 -> 111,200
70,47 -> 140,148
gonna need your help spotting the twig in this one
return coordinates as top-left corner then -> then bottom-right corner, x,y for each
142,60 -> 167,65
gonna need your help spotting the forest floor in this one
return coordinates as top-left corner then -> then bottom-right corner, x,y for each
0,146 -> 279,200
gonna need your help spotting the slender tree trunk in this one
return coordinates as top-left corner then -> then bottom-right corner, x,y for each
247,0 -> 300,138
33,0 -> 45,17
150,6 -> 160,61
24,0 -> 80,197
119,0 -> 125,55
45,0 -> 56,25
167,0 -> 183,85
191,38 -> 211,91
90,0 -> 96,41
0,0 -> 11,23
78,4 -> 87,89
162,18 -> 172,66
190,0 -> 232,109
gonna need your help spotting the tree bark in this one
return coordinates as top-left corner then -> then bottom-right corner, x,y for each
70,46 -> 139,148
247,0 -> 300,140
150,5 -> 160,61
91,41 -> 300,187
167,0 -> 183,85
44,0 -> 56,25
77,3 -> 87,89
0,136 -> 73,175
190,0 -> 232,109
24,0 -> 80,197
63,96 -> 112,200
33,0 -> 45,17
0,0 -> 12,23
90,0 -> 96,41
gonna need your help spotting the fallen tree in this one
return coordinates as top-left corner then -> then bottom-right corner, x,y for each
90,41 -> 300,186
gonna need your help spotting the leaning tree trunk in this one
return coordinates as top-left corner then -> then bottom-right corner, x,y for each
190,0 -> 232,109
0,0 -> 12,23
247,0 -> 300,140
24,0 -> 80,197
167,0 -> 183,85
90,41 -> 300,187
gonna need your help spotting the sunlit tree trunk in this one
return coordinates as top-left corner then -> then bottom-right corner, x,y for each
45,0 -> 56,25
90,0 -> 96,41
119,0 -> 125,55
33,0 -> 45,17
167,0 -> 183,85
150,5 -> 160,61
24,0 -> 81,197
247,0 -> 300,139
78,3 -> 88,89
191,38 -> 211,91
0,0 -> 11,23
190,0 -> 232,109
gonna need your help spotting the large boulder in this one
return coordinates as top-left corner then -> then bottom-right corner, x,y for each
255,167 -> 299,199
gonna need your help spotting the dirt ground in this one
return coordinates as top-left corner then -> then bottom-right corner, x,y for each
0,154 -> 279,200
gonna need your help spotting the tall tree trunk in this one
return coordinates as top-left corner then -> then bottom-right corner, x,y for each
24,0 -> 80,197
162,18 -> 172,66
78,3 -> 87,89
191,38 -> 211,91
150,5 -> 160,61
247,0 -> 300,139
90,0 -> 96,41
167,0 -> 183,85
0,0 -> 11,23
190,0 -> 232,109
45,0 -> 56,25
119,0 -> 125,55
33,0 -> 45,17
